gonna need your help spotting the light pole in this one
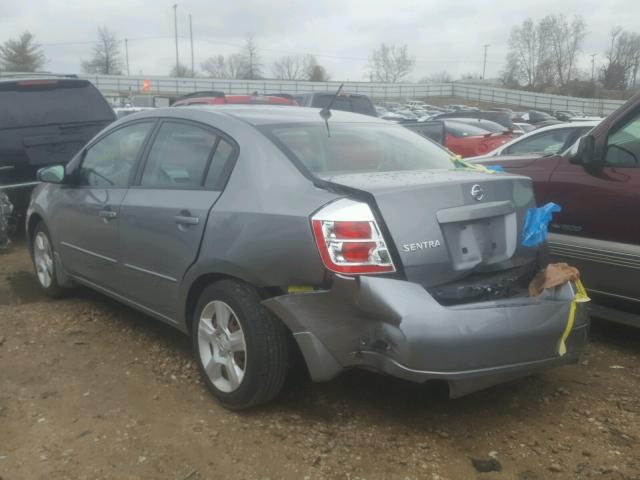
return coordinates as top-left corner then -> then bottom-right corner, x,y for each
482,44 -> 490,80
189,13 -> 194,77
124,38 -> 130,76
590,53 -> 597,83
173,4 -> 180,76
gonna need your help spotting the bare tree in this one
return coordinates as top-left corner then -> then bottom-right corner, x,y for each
541,14 -> 586,85
201,55 -> 228,78
227,53 -> 247,79
500,51 -> 521,87
170,62 -> 191,78
368,43 -> 414,82
272,55 -> 303,80
601,27 -> 640,89
201,53 -> 248,79
506,18 -> 551,88
239,34 -> 263,80
81,26 -> 122,75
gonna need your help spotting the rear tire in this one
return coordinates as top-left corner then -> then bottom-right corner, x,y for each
192,280 -> 290,409
32,222 -> 65,298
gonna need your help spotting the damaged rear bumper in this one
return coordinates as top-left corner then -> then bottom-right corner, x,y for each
263,276 -> 588,397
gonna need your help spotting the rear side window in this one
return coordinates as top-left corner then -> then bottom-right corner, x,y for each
0,80 -> 114,129
79,122 -> 153,187
503,128 -> 573,156
141,122 -> 217,187
205,139 -> 236,188
267,122 -> 453,177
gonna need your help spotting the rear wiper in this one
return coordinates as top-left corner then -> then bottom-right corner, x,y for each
319,83 -> 344,137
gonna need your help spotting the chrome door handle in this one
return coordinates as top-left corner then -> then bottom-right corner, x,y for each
174,215 -> 200,226
99,209 -> 117,219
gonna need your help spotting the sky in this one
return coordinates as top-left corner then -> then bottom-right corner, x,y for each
1,0 -> 640,81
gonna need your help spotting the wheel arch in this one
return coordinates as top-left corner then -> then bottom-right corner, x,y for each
183,272 -> 284,336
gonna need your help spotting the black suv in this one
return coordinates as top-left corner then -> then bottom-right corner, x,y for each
0,76 -> 115,215
296,92 -> 377,117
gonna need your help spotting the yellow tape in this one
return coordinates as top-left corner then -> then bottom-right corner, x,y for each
558,279 -> 590,356
449,153 -> 496,174
287,285 -> 314,293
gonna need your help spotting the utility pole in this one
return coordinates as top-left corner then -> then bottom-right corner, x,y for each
189,14 -> 194,77
482,44 -> 490,80
124,38 -> 130,76
173,4 -> 180,77
590,53 -> 597,83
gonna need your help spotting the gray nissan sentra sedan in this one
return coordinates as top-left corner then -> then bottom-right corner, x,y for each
27,105 -> 588,409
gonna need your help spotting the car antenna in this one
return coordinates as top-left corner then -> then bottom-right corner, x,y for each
319,83 -> 344,137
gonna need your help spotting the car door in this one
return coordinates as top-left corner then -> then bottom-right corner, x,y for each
53,121 -> 155,289
118,120 -> 237,320
546,111 -> 640,302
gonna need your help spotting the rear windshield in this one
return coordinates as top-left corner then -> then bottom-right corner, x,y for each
446,122 -> 490,137
310,94 -> 376,116
0,80 -> 114,129
265,122 -> 454,177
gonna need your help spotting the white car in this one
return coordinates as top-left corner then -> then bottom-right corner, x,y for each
467,121 -> 600,161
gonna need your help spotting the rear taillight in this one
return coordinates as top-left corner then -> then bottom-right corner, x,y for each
311,199 -> 395,275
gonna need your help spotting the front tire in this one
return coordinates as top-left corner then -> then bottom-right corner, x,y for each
32,223 -> 65,298
192,280 -> 290,409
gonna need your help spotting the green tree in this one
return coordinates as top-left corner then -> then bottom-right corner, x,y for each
0,32 -> 46,72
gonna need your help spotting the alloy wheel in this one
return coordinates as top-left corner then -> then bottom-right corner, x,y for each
34,232 -> 54,288
197,300 -> 247,393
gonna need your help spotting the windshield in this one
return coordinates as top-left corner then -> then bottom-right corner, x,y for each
265,122 -> 454,177
0,80 -> 114,129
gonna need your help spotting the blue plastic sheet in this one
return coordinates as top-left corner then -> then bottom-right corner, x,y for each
521,202 -> 561,247
486,165 -> 504,172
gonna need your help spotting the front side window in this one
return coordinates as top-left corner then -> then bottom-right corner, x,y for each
79,122 -> 153,187
267,122 -> 453,177
141,122 -> 217,187
503,129 -> 572,156
605,113 -> 640,167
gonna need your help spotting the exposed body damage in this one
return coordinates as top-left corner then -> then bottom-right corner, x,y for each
264,275 -> 587,397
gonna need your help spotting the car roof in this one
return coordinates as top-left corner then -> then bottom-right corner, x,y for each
173,104 -> 386,125
0,76 -> 88,86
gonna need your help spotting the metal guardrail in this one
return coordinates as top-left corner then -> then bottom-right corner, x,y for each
16,73 -> 619,116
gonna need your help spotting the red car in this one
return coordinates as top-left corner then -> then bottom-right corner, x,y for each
173,91 -> 297,107
478,92 -> 640,326
405,121 -> 513,158
444,121 -> 513,157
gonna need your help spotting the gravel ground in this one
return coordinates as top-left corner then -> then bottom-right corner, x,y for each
1,242 -> 640,480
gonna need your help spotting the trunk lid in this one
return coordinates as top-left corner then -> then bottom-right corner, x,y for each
325,169 -> 538,288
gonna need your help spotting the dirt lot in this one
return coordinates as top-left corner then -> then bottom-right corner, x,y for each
1,242 -> 639,480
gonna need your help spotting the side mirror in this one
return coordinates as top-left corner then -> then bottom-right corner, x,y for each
568,135 -> 595,166
37,165 -> 66,184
